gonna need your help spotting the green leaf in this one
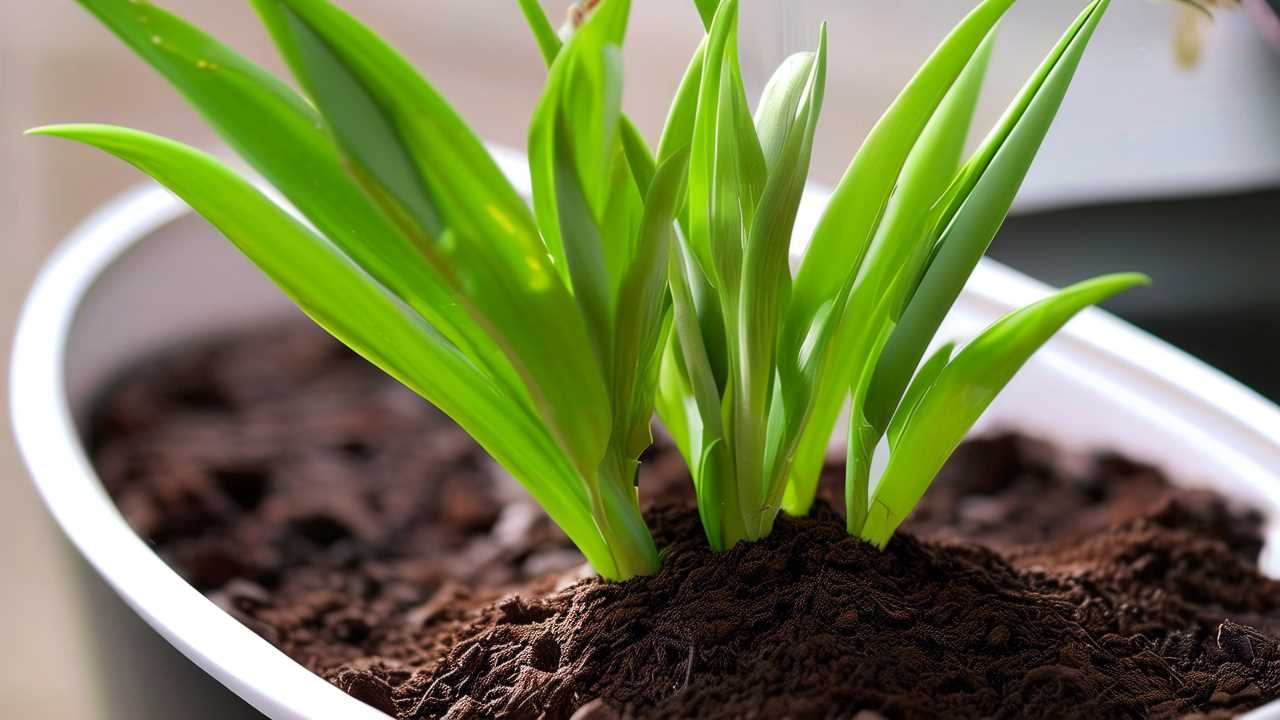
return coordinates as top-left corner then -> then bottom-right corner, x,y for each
655,38 -> 732,390
692,0 -> 718,30
860,272 -> 1149,548
740,29 -> 828,511
886,341 -> 954,451
865,0 -> 1111,436
614,147 -> 691,457
754,51 -> 819,174
782,1 -> 1013,516
71,0 -> 527,410
845,24 -> 997,434
660,244 -> 732,547
787,0 -> 1015,347
665,250 -> 727,455
253,0 -> 441,233
658,38 -> 706,168
517,0 -> 562,66
528,0 -> 631,282
551,109 -> 614,367
254,0 -> 612,476
620,118 -> 658,195
687,0 -> 765,293
31,123 -> 622,578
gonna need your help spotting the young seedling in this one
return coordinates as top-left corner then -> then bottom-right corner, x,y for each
653,0 -> 1147,550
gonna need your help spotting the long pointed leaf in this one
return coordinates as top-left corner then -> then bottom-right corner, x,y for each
517,0 -> 562,65
656,38 -> 732,390
73,0 -> 528,410
32,124 -> 619,577
552,110 -> 614,366
615,148 -> 691,457
527,0 -> 631,281
741,30 -> 828,511
254,0 -> 612,474
693,0 -> 718,30
787,0 -> 1015,344
861,272 -> 1149,547
782,7 -> 1008,515
688,0 -> 765,292
865,0 -> 1110,436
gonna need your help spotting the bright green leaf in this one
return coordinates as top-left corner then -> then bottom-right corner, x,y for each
865,0 -> 1111,437
517,0 -> 562,66
31,123 -> 622,578
72,0 -> 529,411
861,272 -> 1149,547
255,0 -> 613,476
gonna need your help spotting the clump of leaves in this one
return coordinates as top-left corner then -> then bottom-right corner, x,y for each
33,0 -> 1143,581
655,0 -> 1145,550
36,0 -> 668,580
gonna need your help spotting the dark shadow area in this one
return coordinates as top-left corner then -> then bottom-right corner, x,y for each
992,186 -> 1280,400
72,548 -> 265,719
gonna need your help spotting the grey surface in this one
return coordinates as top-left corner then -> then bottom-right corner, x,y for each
992,186 -> 1280,400
73,550 -> 264,720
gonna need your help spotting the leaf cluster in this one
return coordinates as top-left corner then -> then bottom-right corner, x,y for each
34,0 -> 1144,580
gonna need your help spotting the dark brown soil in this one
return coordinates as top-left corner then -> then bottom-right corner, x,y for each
92,321 -> 1280,719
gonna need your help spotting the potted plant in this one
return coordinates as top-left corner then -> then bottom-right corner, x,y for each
13,0 -> 1280,717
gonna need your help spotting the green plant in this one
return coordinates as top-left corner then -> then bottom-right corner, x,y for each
653,0 -> 1146,550
35,0 -> 671,581
32,0 -> 1145,582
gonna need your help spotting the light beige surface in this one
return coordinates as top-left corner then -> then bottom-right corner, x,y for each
2,2 -> 1275,718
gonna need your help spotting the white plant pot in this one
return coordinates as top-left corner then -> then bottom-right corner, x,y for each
12,149 -> 1280,719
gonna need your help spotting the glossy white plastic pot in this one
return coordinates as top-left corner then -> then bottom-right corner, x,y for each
12,150 -> 1280,718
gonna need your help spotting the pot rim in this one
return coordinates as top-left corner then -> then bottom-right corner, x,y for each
12,148 -> 1280,719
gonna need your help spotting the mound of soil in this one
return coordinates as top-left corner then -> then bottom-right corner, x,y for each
91,322 -> 1280,719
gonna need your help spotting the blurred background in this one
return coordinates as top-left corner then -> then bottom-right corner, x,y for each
3,1 -> 1278,717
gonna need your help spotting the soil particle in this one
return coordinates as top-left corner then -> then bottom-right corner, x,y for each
92,322 -> 1280,719
388,503 -> 1280,719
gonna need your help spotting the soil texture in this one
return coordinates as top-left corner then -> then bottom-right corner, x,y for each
91,322 -> 1280,719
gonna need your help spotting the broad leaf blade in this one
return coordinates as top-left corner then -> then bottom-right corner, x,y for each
72,0 -> 526,407
527,0 -> 631,280
865,0 -> 1111,436
861,272 -> 1148,547
615,148 -> 691,457
32,124 -> 620,577
255,0 -> 612,474
787,0 -> 1015,344
782,2 -> 1011,515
